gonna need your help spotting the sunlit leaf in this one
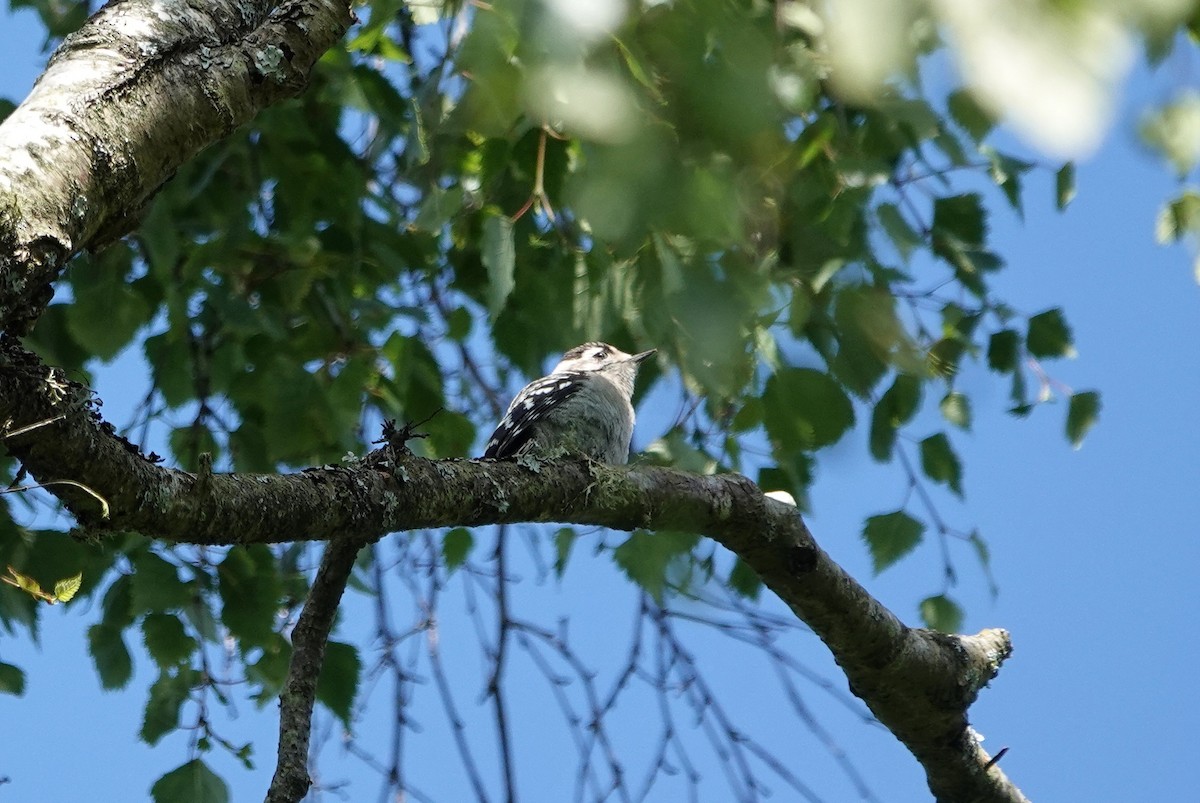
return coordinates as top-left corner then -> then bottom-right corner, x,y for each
52,572 -> 82,603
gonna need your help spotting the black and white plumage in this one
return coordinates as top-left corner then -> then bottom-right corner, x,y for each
482,342 -> 656,464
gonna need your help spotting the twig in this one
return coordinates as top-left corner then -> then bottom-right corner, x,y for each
265,537 -> 363,803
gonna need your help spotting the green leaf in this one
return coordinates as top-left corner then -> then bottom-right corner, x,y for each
1026,308 -> 1075,359
217,545 -> 282,649
832,286 -> 906,395
1055,163 -> 1076,210
877,203 -> 923,261
984,148 -> 1034,213
101,574 -> 135,628
317,641 -> 361,728
553,527 -> 576,579
612,531 -> 700,604
987,329 -> 1020,373
1066,390 -> 1101,449
862,511 -> 925,574
87,623 -> 134,690
869,373 -> 922,461
65,249 -> 153,361
246,635 -> 292,705
0,661 -> 26,696
947,89 -> 993,142
482,210 -> 515,319
143,333 -> 193,408
150,759 -> 229,803
141,669 -> 191,745
939,392 -> 972,430
920,433 -> 963,497
919,594 -> 964,633
932,193 -> 986,247
169,424 -> 219,470
142,612 -> 198,668
763,368 -> 855,450
442,528 -> 473,572
727,557 -> 762,601
131,551 -> 192,613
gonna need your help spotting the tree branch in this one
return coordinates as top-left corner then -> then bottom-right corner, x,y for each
0,0 -> 354,333
0,337 -> 1025,803
266,537 -> 362,803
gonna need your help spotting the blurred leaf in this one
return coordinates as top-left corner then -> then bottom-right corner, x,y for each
727,558 -> 762,601
553,527 -> 576,579
0,661 -> 25,696
877,203 -> 923,262
932,194 -> 985,247
65,250 -> 153,361
141,669 -> 191,745
151,759 -> 229,803
987,329 -> 1020,373
131,551 -> 192,613
87,623 -> 133,690
1139,90 -> 1200,176
142,612 -> 198,668
920,433 -> 963,497
613,531 -> 700,604
832,286 -> 906,395
948,89 -> 993,142
482,210 -> 515,319
1066,390 -> 1101,449
919,595 -> 964,633
1155,190 -> 1200,244
939,392 -> 971,430
317,641 -> 361,728
862,511 -> 925,574
217,546 -> 281,649
763,368 -> 855,451
442,528 -> 474,572
1026,308 -> 1075,359
869,373 -> 922,461
1055,163 -> 1076,210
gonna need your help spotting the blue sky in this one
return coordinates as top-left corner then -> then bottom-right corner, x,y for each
1,5 -> 1198,802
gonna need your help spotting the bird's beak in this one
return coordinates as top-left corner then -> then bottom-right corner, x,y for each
629,349 -> 656,364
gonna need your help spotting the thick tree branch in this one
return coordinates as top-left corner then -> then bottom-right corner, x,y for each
0,337 -> 1026,803
0,0 -> 354,333
266,537 -> 362,803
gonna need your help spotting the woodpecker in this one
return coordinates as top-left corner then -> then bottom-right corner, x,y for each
482,342 -> 656,464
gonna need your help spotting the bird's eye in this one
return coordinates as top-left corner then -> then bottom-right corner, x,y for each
592,348 -> 608,360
